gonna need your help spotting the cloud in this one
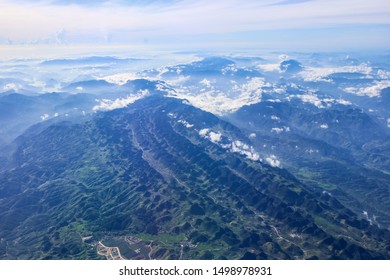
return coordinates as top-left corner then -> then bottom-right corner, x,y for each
168,77 -> 268,115
265,155 -> 281,167
1,0 -> 389,47
293,94 -> 325,108
93,89 -> 149,111
3,83 -> 21,91
43,0 -> 180,7
198,129 -> 260,161
320,124 -> 329,129
289,93 -> 351,108
271,0 -> 312,6
98,73 -> 145,85
230,140 -> 260,161
200,78 -> 212,88
209,131 -> 222,143
177,119 -> 193,128
199,128 -> 209,137
377,70 -> 390,79
271,127 -> 284,134
344,80 -> 390,97
198,129 -> 223,144
257,63 -> 280,72
40,113 -> 49,120
299,64 -> 373,82
271,127 -> 290,133
12,0 -> 181,8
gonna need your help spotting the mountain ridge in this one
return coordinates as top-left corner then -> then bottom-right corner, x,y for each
0,95 -> 389,260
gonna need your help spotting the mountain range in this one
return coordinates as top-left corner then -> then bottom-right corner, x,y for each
0,54 -> 389,259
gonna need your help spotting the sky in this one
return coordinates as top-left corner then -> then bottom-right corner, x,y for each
0,0 -> 389,56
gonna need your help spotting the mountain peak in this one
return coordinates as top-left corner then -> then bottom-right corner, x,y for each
280,59 -> 303,73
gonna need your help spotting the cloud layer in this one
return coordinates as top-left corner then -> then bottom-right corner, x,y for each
0,0 -> 389,50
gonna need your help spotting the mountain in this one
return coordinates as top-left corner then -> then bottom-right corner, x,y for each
280,59 -> 303,74
226,100 -> 390,228
0,92 -> 96,147
0,77 -> 172,149
0,95 -> 389,260
0,53 -> 389,260
63,80 -> 118,93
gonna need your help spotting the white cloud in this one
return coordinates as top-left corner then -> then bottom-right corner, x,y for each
231,140 -> 260,161
221,64 -> 238,75
271,126 -> 290,133
299,64 -> 373,82
290,93 -> 351,108
377,69 -> 390,79
232,140 -> 249,151
294,93 -> 325,108
29,79 -> 46,89
241,77 -> 268,96
271,127 -> 284,134
199,128 -> 210,137
279,54 -> 289,61
40,113 -> 49,121
322,190 -> 332,196
335,98 -> 352,106
387,118 -> 390,128
257,63 -> 280,72
165,75 -> 191,86
177,119 -> 194,128
198,129 -> 260,161
199,129 -> 223,144
167,112 -> 178,119
98,73 -> 145,85
265,155 -> 281,167
344,80 -> 390,97
200,78 -> 213,88
93,89 -> 149,111
271,115 -> 280,120
267,99 -> 282,103
3,83 -> 21,91
273,86 -> 286,94
320,124 -> 329,129
248,133 -> 256,138
2,0 -> 388,47
209,131 -> 222,143
167,77 -> 268,115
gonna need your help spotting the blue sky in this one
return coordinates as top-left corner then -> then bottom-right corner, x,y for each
0,0 -> 389,53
